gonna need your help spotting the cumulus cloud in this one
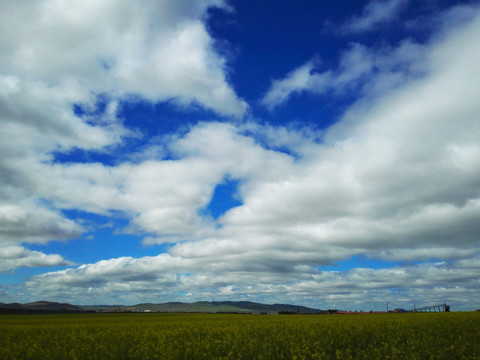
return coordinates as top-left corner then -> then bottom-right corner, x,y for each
33,6 -> 480,307
0,0 -> 247,215
0,0 -> 247,274
0,0 -> 246,240
2,2 -> 480,308
0,246 -> 74,272
0,203 -> 83,246
21,122 -> 292,243
0,0 -> 246,117
25,253 -> 480,309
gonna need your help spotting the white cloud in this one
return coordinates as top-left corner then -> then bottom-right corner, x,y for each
1,2 -> 480,308
24,253 -> 480,309
0,246 -> 74,272
344,0 -> 409,33
0,0 -> 246,245
0,2 -> 247,228
0,203 -> 83,246
261,40 -> 426,110
260,60 -> 332,111
31,122 -> 294,241
0,0 -> 246,117
48,7 -> 480,307
370,247 -> 479,262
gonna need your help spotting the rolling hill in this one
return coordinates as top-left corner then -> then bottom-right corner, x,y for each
0,300 -> 322,314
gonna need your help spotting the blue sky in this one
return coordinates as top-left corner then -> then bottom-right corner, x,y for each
1,0 -> 480,311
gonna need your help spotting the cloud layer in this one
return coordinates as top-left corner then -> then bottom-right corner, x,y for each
0,0 -> 246,273
1,1 -> 480,310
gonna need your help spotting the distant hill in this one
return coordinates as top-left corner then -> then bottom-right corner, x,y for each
0,300 -> 322,314
0,301 -> 84,313
82,301 -> 322,314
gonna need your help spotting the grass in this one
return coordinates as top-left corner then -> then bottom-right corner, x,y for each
1,312 -> 479,359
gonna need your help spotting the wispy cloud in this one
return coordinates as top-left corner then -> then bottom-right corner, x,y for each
260,59 -> 332,111
261,40 -> 425,110
344,0 -> 409,33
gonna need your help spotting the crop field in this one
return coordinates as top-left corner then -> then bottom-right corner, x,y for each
1,312 -> 479,359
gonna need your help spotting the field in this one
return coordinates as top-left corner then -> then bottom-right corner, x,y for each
1,312 -> 479,359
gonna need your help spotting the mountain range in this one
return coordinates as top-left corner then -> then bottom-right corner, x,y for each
0,301 -> 322,314
0,301 -> 85,313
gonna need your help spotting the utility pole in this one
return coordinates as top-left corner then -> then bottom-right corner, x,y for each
386,302 -> 389,313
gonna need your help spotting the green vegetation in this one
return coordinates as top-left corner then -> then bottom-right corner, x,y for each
1,312 -> 479,359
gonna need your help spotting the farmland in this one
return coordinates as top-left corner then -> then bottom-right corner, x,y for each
1,312 -> 479,359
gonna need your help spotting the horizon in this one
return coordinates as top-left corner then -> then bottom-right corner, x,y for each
1,299 -> 462,313
1,0 -> 480,311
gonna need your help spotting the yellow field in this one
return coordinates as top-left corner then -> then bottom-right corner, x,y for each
1,312 -> 479,359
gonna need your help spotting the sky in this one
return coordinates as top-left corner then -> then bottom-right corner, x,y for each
1,0 -> 479,311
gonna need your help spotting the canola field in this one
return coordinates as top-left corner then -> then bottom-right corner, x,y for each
1,311 -> 479,359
